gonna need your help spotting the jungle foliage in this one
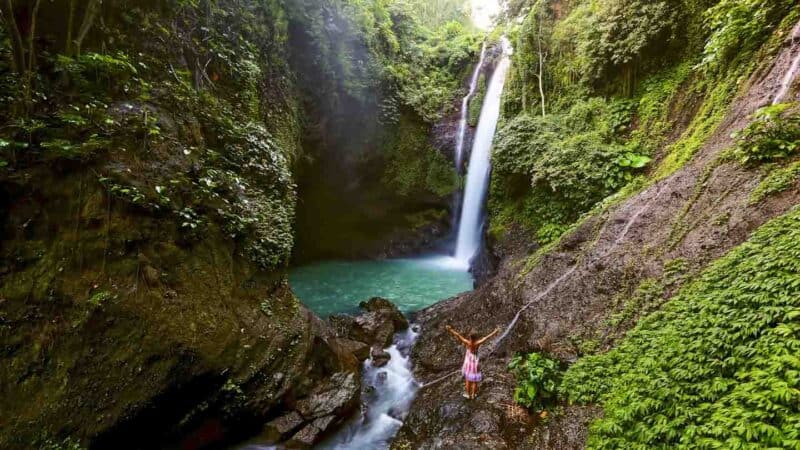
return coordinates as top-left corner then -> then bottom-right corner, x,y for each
509,352 -> 564,411
562,207 -> 800,449
488,0 -> 797,245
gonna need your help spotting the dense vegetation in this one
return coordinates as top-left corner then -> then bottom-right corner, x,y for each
0,0 -> 483,263
499,1 -> 800,447
0,0 -> 481,448
487,0 -> 798,246
561,207 -> 800,448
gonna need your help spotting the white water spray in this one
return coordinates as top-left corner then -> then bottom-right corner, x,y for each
453,38 -> 513,267
455,44 -> 487,171
773,20 -> 800,105
319,327 -> 420,450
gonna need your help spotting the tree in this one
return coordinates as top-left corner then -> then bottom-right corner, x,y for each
0,0 -> 41,113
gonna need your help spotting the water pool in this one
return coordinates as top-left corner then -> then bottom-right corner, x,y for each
289,256 -> 473,318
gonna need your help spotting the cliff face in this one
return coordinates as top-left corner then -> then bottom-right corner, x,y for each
394,11 -> 800,450
0,1 -> 363,448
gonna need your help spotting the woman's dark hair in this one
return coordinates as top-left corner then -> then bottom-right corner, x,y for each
468,329 -> 479,342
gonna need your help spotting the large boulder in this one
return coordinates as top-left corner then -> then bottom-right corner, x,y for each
329,297 -> 408,348
295,371 -> 360,420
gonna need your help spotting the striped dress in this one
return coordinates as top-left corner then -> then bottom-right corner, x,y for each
462,348 -> 482,382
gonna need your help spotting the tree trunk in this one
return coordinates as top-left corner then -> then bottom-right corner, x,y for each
66,0 -> 76,55
0,0 -> 26,74
75,0 -> 101,56
536,8 -> 546,117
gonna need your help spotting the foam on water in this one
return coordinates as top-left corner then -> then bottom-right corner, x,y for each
319,327 -> 420,450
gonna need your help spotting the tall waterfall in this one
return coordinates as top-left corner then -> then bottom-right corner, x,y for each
453,38 -> 512,267
455,43 -> 487,172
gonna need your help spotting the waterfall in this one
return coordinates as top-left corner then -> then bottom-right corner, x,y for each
455,43 -> 487,172
773,20 -> 800,105
453,38 -> 512,267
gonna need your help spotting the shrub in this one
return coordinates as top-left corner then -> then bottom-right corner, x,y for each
731,104 -> 800,166
749,160 -> 800,204
508,352 -> 563,411
701,0 -> 796,71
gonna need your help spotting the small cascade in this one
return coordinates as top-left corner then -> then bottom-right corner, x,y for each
319,327 -> 420,450
455,43 -> 487,172
453,38 -> 513,267
773,20 -> 800,105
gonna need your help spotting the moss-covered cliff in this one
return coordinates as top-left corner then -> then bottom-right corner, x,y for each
0,0 -> 485,447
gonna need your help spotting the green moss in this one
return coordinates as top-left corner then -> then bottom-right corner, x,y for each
87,291 -> 114,307
382,114 -> 458,198
750,160 -> 800,204
654,74 -> 738,179
562,207 -> 800,448
468,73 -> 487,127
730,103 -> 800,166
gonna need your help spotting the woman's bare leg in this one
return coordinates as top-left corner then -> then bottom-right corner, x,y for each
471,382 -> 479,399
464,379 -> 470,397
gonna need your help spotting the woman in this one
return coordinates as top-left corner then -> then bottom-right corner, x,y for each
446,325 -> 501,399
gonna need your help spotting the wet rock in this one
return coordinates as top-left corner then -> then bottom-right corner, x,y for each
286,423 -> 318,448
370,346 -> 391,367
329,337 -> 370,361
296,372 -> 359,420
263,411 -> 304,442
359,297 -> 409,330
329,298 -> 408,348
285,415 -> 337,448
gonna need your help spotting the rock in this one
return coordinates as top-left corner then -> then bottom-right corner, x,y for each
470,410 -> 500,434
296,372 -> 359,420
263,411 -> 304,442
329,298 -> 408,348
356,312 -> 396,347
287,423 -> 318,448
286,415 -> 337,448
359,297 -> 409,331
312,414 -> 337,434
143,265 -> 160,285
370,346 -> 391,367
329,337 -> 370,361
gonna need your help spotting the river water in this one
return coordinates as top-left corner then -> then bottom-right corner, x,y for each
289,257 -> 473,318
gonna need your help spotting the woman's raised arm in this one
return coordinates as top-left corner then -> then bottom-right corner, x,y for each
445,325 -> 470,345
476,327 -> 501,346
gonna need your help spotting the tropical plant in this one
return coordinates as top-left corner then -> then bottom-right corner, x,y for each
508,352 -> 563,410
732,104 -> 800,166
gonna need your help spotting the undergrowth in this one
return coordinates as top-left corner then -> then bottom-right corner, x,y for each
562,207 -> 800,448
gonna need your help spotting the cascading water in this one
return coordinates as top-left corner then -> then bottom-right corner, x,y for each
773,20 -> 800,105
455,44 -> 487,172
453,38 -> 513,268
318,327 -> 420,450
450,44 -> 487,241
